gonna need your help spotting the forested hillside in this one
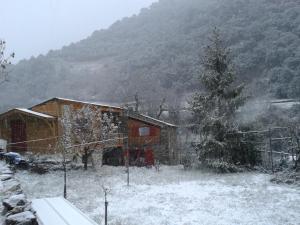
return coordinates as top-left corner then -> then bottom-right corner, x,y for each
1,0 -> 300,113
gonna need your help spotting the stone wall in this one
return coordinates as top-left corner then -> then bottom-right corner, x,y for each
0,162 -> 38,225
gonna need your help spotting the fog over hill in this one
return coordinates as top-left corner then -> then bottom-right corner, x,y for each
1,0 -> 300,114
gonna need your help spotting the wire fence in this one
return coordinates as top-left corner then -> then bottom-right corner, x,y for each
229,127 -> 299,171
183,126 -> 300,171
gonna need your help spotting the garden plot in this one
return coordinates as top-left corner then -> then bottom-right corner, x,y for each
16,166 -> 300,225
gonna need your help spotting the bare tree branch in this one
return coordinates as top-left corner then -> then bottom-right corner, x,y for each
0,40 -> 14,85
134,92 -> 140,113
156,98 -> 166,119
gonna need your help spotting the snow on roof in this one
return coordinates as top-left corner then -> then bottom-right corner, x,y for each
15,108 -> 55,119
271,102 -> 300,109
32,197 -> 98,225
270,99 -> 299,104
142,114 -> 176,127
129,113 -> 176,127
34,97 -> 123,109
268,99 -> 300,109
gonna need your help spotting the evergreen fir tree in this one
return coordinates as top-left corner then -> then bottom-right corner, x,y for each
190,28 -> 245,169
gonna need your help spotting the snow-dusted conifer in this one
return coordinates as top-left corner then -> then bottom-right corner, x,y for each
190,28 -> 245,169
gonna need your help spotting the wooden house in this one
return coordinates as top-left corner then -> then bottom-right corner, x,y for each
0,97 -> 178,165
126,113 -> 178,165
0,108 -> 57,153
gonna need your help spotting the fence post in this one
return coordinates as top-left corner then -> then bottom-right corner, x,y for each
61,141 -> 67,199
126,149 -> 130,186
295,128 -> 300,168
103,188 -> 108,225
269,128 -> 274,173
125,110 -> 130,186
288,127 -> 295,163
63,163 -> 67,199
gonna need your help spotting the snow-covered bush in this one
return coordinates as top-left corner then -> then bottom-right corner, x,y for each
206,159 -> 240,173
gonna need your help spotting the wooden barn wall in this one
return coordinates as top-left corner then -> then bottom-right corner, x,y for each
32,99 -> 123,118
127,118 -> 177,164
26,118 -> 58,154
127,119 -> 160,147
31,100 -> 60,117
32,99 -> 123,146
0,114 -> 27,146
32,99 -> 122,117
159,127 -> 174,164
57,100 -> 122,117
0,118 -> 10,143
165,127 -> 178,165
0,114 -> 57,154
56,100 -> 124,147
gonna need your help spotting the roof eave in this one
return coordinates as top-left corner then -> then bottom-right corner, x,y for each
128,113 -> 177,128
30,97 -> 123,110
0,108 -> 55,120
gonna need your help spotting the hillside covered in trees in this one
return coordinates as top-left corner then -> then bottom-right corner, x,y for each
1,0 -> 300,114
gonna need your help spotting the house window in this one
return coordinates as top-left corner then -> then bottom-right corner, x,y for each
139,127 -> 150,136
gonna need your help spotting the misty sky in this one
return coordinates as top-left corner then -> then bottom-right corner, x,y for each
2,0 -> 157,62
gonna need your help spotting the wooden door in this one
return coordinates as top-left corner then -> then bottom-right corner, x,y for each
10,120 -> 27,151
145,148 -> 154,166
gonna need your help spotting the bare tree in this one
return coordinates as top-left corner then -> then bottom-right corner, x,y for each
0,40 -> 14,84
156,98 -> 166,119
61,105 -> 119,170
134,92 -> 140,113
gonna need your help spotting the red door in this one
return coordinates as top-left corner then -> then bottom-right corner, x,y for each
10,120 -> 27,151
145,149 -> 154,166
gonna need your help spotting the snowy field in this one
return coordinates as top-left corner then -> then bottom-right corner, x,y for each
16,166 -> 300,225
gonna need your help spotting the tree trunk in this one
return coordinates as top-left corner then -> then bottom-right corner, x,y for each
91,151 -> 95,170
84,148 -> 88,170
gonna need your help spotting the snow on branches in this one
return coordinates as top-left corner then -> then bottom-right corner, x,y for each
60,105 -> 119,169
190,28 -> 246,169
0,40 -> 14,84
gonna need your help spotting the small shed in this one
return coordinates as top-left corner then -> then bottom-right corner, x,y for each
126,112 -> 178,165
0,108 -> 57,152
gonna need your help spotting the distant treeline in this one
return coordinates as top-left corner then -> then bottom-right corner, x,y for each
1,0 -> 300,113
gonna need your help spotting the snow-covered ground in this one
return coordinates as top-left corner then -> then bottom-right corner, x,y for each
16,166 -> 300,225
